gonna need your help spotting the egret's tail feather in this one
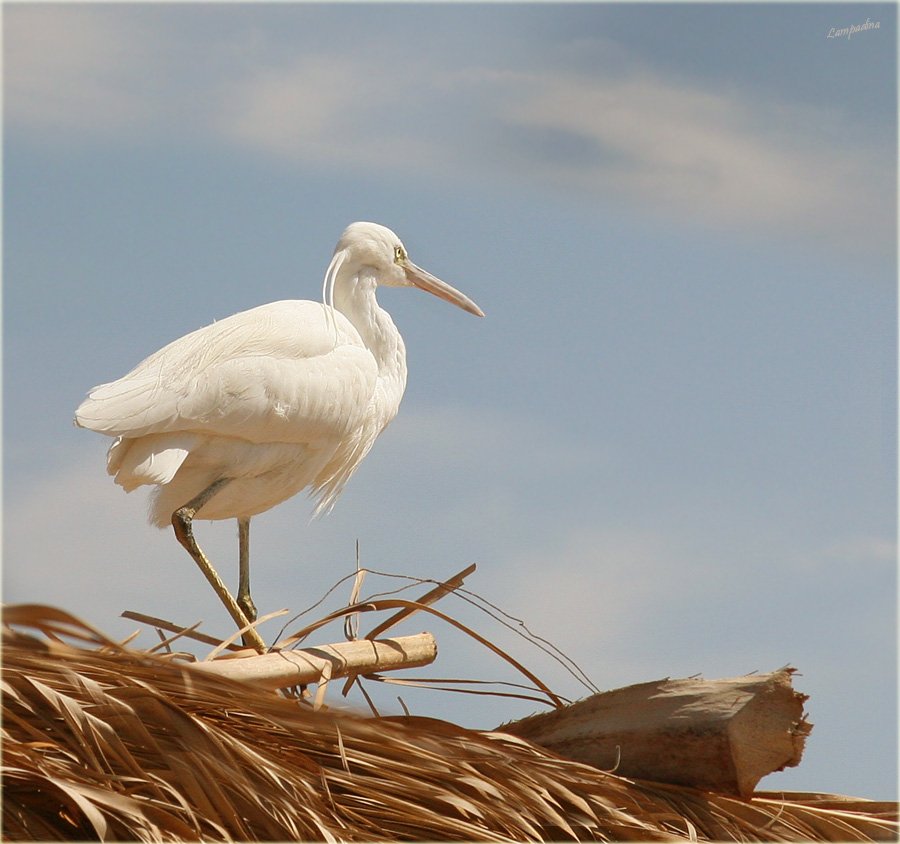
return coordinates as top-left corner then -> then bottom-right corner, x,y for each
75,375 -> 164,433
107,433 -> 200,492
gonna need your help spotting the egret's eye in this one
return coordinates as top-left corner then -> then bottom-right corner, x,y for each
393,245 -> 407,263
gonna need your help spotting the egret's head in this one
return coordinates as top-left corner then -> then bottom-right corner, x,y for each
325,221 -> 484,317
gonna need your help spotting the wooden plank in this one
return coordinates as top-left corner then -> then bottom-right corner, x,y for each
500,667 -> 812,797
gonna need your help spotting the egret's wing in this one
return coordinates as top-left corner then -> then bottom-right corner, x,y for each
75,300 -> 378,444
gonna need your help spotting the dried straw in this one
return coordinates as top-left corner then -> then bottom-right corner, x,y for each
3,605 -> 897,842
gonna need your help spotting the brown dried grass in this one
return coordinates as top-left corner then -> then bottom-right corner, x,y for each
2,605 -> 897,842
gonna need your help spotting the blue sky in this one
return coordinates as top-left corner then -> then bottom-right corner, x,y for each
4,2 -> 897,799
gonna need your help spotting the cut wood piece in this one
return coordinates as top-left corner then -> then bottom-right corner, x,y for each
190,633 -> 437,691
500,667 -> 811,798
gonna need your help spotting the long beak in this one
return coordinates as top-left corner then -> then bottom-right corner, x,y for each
403,261 -> 484,317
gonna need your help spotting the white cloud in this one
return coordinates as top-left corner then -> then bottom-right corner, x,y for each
820,536 -> 897,566
5,7 -> 890,251
217,55 -> 436,171
501,527 -> 675,644
496,69 -> 890,244
5,6 -> 157,136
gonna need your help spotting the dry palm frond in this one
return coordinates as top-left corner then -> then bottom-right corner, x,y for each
3,605 -> 897,843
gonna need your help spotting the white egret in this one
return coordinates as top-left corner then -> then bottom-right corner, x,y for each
75,222 -> 483,650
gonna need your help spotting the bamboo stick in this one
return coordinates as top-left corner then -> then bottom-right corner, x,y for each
190,633 -> 437,690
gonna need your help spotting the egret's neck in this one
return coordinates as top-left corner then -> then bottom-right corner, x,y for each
333,272 -> 407,382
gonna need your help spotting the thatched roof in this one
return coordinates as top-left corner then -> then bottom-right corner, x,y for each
3,606 -> 897,842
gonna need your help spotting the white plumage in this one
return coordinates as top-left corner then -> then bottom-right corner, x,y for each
75,222 -> 483,640
81,299 -> 387,523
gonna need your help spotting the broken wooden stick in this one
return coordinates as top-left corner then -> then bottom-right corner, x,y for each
190,632 -> 437,691
365,563 -> 477,640
500,667 -> 812,797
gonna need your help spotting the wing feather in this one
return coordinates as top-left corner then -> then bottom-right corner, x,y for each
75,300 -> 377,445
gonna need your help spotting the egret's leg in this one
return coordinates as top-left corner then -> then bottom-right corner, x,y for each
237,517 -> 257,623
172,479 -> 267,653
